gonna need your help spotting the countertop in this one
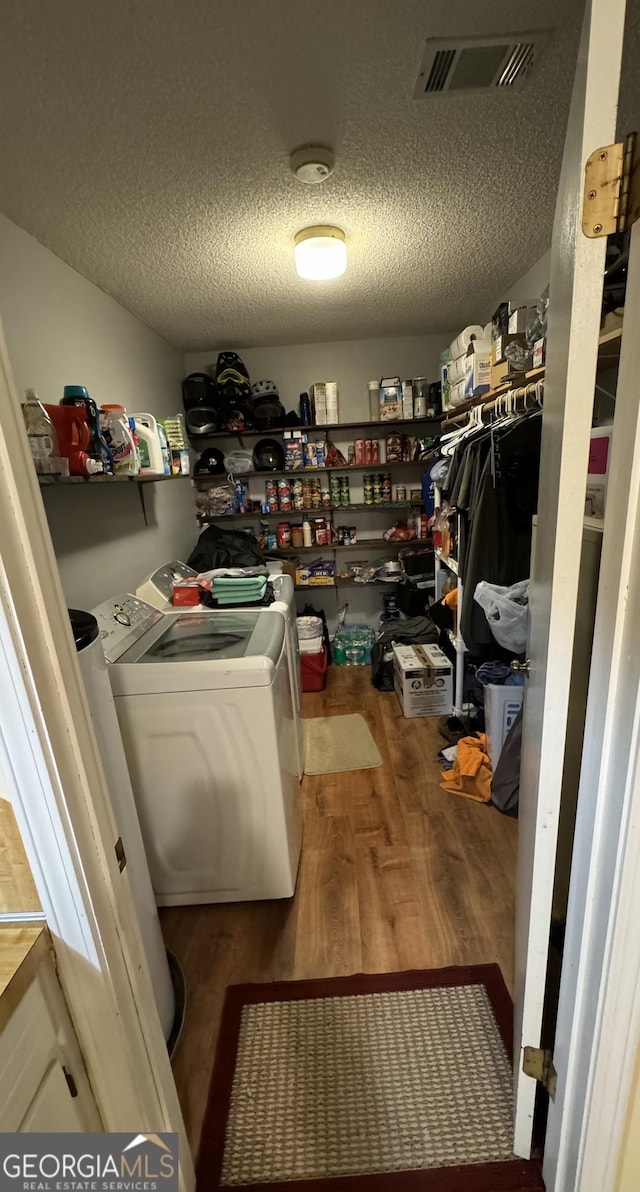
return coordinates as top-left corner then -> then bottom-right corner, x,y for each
0,925 -> 49,1034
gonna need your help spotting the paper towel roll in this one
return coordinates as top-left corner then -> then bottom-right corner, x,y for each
451,377 -> 467,406
449,355 -> 467,383
450,325 -> 484,360
483,322 -> 492,342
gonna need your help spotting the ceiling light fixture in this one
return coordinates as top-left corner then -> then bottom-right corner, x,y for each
294,226 -> 347,281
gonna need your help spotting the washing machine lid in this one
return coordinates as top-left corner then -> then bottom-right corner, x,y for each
117,608 -> 284,666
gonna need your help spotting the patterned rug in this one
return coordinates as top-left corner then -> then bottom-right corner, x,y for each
196,966 -> 545,1190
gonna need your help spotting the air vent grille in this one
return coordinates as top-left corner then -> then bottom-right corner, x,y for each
413,32 -> 551,98
424,48 -> 456,94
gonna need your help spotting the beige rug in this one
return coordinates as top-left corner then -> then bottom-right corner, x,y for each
304,713 -> 382,774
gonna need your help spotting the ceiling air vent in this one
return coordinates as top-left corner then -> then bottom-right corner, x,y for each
413,32 -> 551,98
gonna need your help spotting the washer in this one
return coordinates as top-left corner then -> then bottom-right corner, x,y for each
69,609 -> 177,1042
92,594 -> 301,906
135,562 -> 305,778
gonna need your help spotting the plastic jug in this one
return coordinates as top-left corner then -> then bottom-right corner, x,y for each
61,385 -> 113,473
45,405 -> 104,476
100,404 -> 139,475
131,412 -> 167,476
22,389 -> 64,475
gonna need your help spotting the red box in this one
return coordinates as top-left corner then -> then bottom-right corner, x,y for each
301,646 -> 328,692
172,581 -> 201,606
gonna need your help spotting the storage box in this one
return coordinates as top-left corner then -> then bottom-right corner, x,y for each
492,300 -> 537,340
301,646 -> 328,692
585,425 -> 612,519
402,381 -> 414,419
491,361 -> 509,390
311,382 -> 339,425
508,305 -> 537,335
485,685 -> 524,772
295,563 -> 335,587
393,643 -> 453,718
464,341 -> 491,398
491,333 -> 527,365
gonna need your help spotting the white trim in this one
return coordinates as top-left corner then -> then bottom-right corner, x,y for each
544,221 -> 640,1191
0,320 -> 194,1190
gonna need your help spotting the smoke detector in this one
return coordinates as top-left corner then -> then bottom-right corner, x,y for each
290,146 -> 335,184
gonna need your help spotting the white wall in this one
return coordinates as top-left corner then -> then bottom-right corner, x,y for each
485,249 -> 551,319
0,214 -> 196,610
185,334 -> 447,423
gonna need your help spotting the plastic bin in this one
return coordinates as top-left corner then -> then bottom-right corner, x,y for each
301,646 -> 328,692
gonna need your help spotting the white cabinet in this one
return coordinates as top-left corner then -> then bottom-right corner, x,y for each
0,949 -> 101,1132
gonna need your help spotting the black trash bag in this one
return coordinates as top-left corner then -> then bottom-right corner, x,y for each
301,602 -> 332,664
371,616 -> 438,691
187,524 -> 265,572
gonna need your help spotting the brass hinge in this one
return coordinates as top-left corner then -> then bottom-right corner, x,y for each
114,836 -> 127,872
583,132 -> 640,237
523,1046 -> 557,1100
63,1067 -> 79,1098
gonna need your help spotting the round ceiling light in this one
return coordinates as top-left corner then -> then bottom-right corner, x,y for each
294,226 -> 347,281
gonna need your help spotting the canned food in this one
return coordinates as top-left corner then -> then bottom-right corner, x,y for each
363,474 -> 374,505
350,527 -> 358,544
355,439 -> 366,465
329,475 -> 341,506
311,480 -> 322,509
410,488 -> 423,502
337,526 -> 345,545
373,480 -> 382,505
382,475 -> 392,502
385,434 -> 403,462
277,522 -> 292,549
342,527 -> 351,546
396,485 -> 407,502
364,439 -> 373,465
267,533 -> 278,550
339,476 -> 351,506
321,488 -> 331,507
278,478 -> 292,512
268,494 -> 279,513
302,479 -> 313,510
265,479 -> 278,498
371,439 -> 381,465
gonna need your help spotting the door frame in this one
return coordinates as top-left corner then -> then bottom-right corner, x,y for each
0,322 -> 195,1191
543,215 -> 640,1191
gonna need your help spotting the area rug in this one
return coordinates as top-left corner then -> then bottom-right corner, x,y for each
196,966 -> 545,1191
303,714 -> 382,774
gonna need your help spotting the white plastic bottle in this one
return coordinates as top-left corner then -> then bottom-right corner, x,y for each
131,412 -> 167,476
22,388 -> 61,474
100,404 -> 139,475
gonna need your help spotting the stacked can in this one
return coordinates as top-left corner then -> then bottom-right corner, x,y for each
292,477 -> 304,511
311,480 -> 322,509
382,474 -> 392,502
329,475 -> 341,507
278,478 -> 292,512
265,478 -> 279,513
363,475 -> 374,505
339,476 -> 351,506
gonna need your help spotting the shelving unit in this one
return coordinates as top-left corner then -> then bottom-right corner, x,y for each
194,460 -> 424,483
191,415 -> 440,441
435,549 -> 459,576
38,473 -> 191,487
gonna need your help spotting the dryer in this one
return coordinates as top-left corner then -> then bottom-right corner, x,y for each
134,562 -> 304,778
92,595 -> 301,906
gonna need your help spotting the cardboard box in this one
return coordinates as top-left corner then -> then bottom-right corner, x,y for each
311,382 -> 339,426
295,564 -> 335,587
508,305 -> 537,335
491,361 -> 509,390
491,333 -> 526,365
464,342 -> 491,398
393,643 -> 453,718
532,337 -> 545,369
485,685 -> 524,772
402,381 -> 414,419
585,426 -> 612,519
492,300 -> 537,340
379,377 -> 403,422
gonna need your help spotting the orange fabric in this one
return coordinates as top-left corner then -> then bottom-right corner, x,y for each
442,587 -> 458,612
440,732 -> 493,803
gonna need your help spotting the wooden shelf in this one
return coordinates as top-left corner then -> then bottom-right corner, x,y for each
190,416 -> 440,442
196,501 -> 417,524
194,460 -> 425,484
597,326 -> 622,362
294,577 -> 398,591
39,473 -> 191,487
275,538 -> 404,556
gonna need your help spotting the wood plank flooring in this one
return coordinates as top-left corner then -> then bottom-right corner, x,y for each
161,667 -> 518,1156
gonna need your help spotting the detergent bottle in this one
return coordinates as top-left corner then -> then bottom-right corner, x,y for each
22,389 -> 63,475
61,385 -> 113,473
44,405 -> 104,475
100,404 -> 139,475
131,412 -> 167,476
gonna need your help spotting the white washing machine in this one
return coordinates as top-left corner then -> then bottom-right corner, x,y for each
92,594 -> 301,906
69,609 -> 177,1042
134,562 -> 305,778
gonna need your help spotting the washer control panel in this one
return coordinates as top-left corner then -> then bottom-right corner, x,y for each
92,594 -> 164,663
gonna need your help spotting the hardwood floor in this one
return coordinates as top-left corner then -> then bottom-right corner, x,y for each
161,667 -> 518,1156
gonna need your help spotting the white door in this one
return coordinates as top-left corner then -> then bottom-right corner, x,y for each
513,0 -> 627,1161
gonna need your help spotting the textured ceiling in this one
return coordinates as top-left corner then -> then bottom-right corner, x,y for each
0,0 -> 584,350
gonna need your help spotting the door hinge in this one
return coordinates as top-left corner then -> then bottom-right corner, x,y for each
63,1067 -> 79,1098
114,836 -> 127,872
523,1046 -> 557,1100
583,132 -> 640,237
